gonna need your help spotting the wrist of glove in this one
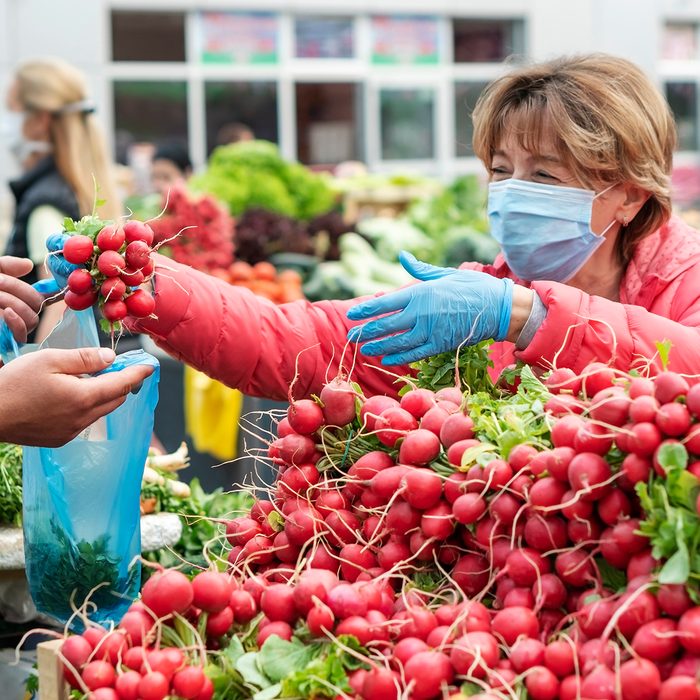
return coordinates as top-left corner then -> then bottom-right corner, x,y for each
44,232 -> 80,291
346,251 -> 514,365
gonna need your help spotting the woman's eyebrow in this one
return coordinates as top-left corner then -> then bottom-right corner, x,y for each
492,149 -> 562,164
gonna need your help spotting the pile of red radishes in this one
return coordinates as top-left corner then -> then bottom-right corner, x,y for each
62,219 -> 157,327
217,364 -> 700,700
58,569 -> 232,700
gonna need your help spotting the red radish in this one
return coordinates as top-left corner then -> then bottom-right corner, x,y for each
67,268 -> 94,294
287,400 -> 324,435
678,608 -> 700,654
122,646 -> 146,671
545,367 -> 582,395
360,395 -> 399,432
628,376 -> 655,398
622,453 -> 652,484
400,388 -> 436,418
508,443 -> 539,470
96,224 -> 125,251
144,649 -> 180,679
115,670 -> 141,700
545,393 -> 586,416
125,289 -> 155,318
393,637 -> 429,668
443,472 -> 467,504
439,412 -> 474,447
581,362 -> 616,397
510,638 -> 545,672
206,605 -> 234,636
452,553 -> 490,595
619,657 -> 662,700
63,234 -> 94,264
319,379 -> 357,427
559,675 -> 583,700
616,590 -> 660,639
450,631 -> 499,677
61,634 -> 92,685
65,289 -> 97,311
654,371 -> 690,404
103,299 -> 128,322
529,477 -> 568,511
420,406 -> 451,437
403,650 -> 453,700
229,589 -> 257,622
260,583 -> 297,623
632,618 -> 680,661
191,571 -> 231,613
226,517 -> 261,546
124,240 -> 151,269
276,434 -> 316,466
573,422 -> 614,455
362,667 -> 400,699
172,666 -> 206,699
96,250 -> 126,277
124,220 -> 154,245
327,583 -> 367,619
120,267 -> 145,286
550,415 -> 586,448
386,501 -> 421,536
426,624 -> 455,647
399,429 -> 441,465
315,488 -> 348,516
349,450 -> 394,480
258,620 -> 293,645
688,383 -> 700,418
525,515 -> 568,551
657,584 -> 693,618
567,452 -> 612,500
141,569 -> 193,618
489,492 -> 521,525
137,671 -> 169,700
377,538 -> 411,571
446,438 -> 481,466
525,666 -> 560,700
611,519 -> 647,553
435,386 -> 463,404
629,394 -> 660,423
492,606 -> 539,645
293,569 -> 338,614
325,509 -> 360,547
506,548 -> 549,586
100,277 -> 126,300
90,690 -> 119,700
657,402 -> 692,437
627,422 -> 663,457
589,387 -> 630,426
597,489 -> 631,525
555,550 -> 594,587
307,544 -> 338,571
544,640 -> 576,678
94,631 -> 127,665
82,660 -> 116,690
659,676 -> 700,700
375,407 -> 417,447
402,468 -> 442,509
533,572 -> 567,610
307,603 -> 335,636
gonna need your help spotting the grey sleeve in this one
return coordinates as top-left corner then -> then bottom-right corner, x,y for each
515,292 -> 548,350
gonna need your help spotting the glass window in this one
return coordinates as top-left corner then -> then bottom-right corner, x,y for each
666,82 -> 698,151
113,81 -> 188,164
199,12 -> 278,64
111,11 -> 186,62
662,23 -> 698,60
453,18 -> 524,63
380,88 -> 435,160
295,16 -> 354,58
455,82 -> 489,157
371,16 -> 440,65
205,82 -> 278,153
296,83 -> 362,165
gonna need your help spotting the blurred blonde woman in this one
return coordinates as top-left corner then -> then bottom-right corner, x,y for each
3,56 -> 121,338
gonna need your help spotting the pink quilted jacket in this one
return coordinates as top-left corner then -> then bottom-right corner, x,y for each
130,215 -> 700,400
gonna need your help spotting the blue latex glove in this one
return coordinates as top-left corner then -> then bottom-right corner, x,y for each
346,251 -> 514,365
45,232 -> 80,292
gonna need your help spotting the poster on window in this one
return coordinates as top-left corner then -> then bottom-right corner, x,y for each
371,15 -> 440,65
199,12 -> 278,64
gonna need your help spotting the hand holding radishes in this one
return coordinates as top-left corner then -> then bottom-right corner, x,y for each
44,216 -> 157,333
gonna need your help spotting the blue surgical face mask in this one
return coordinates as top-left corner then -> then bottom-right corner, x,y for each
487,179 -> 617,283
0,111 -> 52,165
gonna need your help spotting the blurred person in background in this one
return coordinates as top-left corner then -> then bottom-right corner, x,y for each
150,142 -> 193,197
2,56 -> 121,341
216,122 -> 255,147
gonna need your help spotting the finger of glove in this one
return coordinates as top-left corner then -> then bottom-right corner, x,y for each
382,342 -> 441,366
46,232 -> 70,253
347,309 -> 415,344
33,278 -> 60,295
346,287 -> 414,321
399,250 -> 452,281
359,324 -> 427,358
2,309 -> 27,344
47,253 -> 79,285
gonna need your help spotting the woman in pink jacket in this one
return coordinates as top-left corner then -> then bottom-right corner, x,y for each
55,55 -> 700,399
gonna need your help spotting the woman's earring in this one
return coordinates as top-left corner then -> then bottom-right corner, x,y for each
622,216 -> 629,227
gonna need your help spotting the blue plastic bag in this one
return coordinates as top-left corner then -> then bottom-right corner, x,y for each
4,308 -> 160,628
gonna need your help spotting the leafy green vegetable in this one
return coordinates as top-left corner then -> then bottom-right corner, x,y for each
0,442 -> 23,526
637,444 -> 700,595
143,477 -> 253,575
191,141 -> 335,221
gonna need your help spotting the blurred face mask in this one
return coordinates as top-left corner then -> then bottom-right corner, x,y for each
487,179 -> 617,282
0,111 -> 52,165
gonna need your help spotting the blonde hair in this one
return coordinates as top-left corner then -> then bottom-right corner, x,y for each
15,57 -> 122,220
472,54 -> 677,264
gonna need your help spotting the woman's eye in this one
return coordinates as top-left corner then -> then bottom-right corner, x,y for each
536,171 -> 558,181
489,167 -> 510,178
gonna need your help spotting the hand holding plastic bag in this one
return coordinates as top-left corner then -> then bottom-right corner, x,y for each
346,251 -> 514,365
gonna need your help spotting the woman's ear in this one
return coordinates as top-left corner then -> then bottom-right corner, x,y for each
618,184 -> 650,225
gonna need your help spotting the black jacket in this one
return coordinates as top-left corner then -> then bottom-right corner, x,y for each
6,156 -> 79,286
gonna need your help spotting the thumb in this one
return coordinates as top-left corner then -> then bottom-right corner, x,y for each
399,250 -> 451,281
43,347 -> 116,375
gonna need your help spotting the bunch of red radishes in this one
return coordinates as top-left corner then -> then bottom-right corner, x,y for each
62,219 -> 156,327
59,568 -> 237,700
216,364 -> 700,700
